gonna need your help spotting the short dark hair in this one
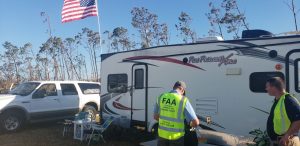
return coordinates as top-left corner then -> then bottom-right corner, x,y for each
173,81 -> 187,90
266,77 -> 285,90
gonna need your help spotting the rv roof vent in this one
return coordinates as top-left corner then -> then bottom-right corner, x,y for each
197,36 -> 224,43
242,29 -> 273,39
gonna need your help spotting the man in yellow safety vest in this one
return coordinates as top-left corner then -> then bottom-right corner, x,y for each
153,81 -> 200,146
266,77 -> 300,146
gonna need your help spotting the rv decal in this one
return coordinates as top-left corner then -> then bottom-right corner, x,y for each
236,48 -> 294,65
124,56 -> 206,71
101,92 -> 123,115
113,96 -> 143,111
104,103 -> 119,115
101,92 -> 144,115
188,53 -> 237,67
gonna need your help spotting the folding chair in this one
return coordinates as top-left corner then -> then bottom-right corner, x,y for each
62,112 -> 87,137
87,116 -> 115,146
62,119 -> 73,137
73,112 -> 93,141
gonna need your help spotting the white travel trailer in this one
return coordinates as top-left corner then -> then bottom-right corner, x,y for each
100,30 -> 300,136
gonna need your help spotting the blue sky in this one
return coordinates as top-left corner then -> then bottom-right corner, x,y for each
0,0 -> 299,54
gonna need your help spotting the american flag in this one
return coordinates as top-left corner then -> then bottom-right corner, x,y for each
62,0 -> 98,23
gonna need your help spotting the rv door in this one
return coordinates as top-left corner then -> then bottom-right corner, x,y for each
286,49 -> 300,97
295,59 -> 300,93
131,64 -> 148,126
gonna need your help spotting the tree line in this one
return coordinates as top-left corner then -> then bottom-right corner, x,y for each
0,0 -> 299,91
0,28 -> 101,91
103,0 -> 299,52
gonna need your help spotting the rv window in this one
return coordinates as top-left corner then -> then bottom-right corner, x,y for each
296,60 -> 300,92
249,72 -> 284,93
108,74 -> 128,93
135,69 -> 144,89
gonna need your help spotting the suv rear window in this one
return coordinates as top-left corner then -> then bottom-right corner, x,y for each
78,83 -> 100,94
61,84 -> 78,95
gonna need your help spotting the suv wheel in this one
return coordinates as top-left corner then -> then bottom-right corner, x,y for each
83,105 -> 97,120
0,111 -> 24,132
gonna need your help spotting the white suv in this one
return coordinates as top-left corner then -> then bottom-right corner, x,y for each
0,81 -> 100,132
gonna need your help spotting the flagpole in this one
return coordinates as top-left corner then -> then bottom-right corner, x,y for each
95,0 -> 102,82
96,0 -> 103,120
95,0 -> 102,55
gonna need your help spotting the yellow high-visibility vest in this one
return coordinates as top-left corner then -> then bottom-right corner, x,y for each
273,93 -> 299,135
158,92 -> 188,140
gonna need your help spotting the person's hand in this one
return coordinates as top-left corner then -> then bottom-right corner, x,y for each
279,134 -> 290,146
154,114 -> 159,121
189,119 -> 200,127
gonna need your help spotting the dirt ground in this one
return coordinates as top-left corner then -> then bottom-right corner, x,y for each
0,121 -> 155,146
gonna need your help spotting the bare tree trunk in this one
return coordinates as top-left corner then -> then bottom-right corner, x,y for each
89,49 -> 94,80
84,60 -> 89,81
34,64 -> 41,80
63,55 -> 69,80
191,32 -> 197,43
230,23 -> 240,39
106,33 -> 112,53
66,50 -> 80,80
12,59 -> 20,83
292,0 -> 298,31
285,0 -> 299,31
92,48 -> 98,81
217,23 -> 224,38
85,43 -> 95,80
46,61 -> 50,80
69,49 -> 74,80
144,29 -> 150,48
28,63 -> 33,81
53,56 -> 59,80
61,48 -> 69,80
58,51 -> 65,80
41,59 -> 50,80
235,5 -> 249,30
78,66 -> 82,80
